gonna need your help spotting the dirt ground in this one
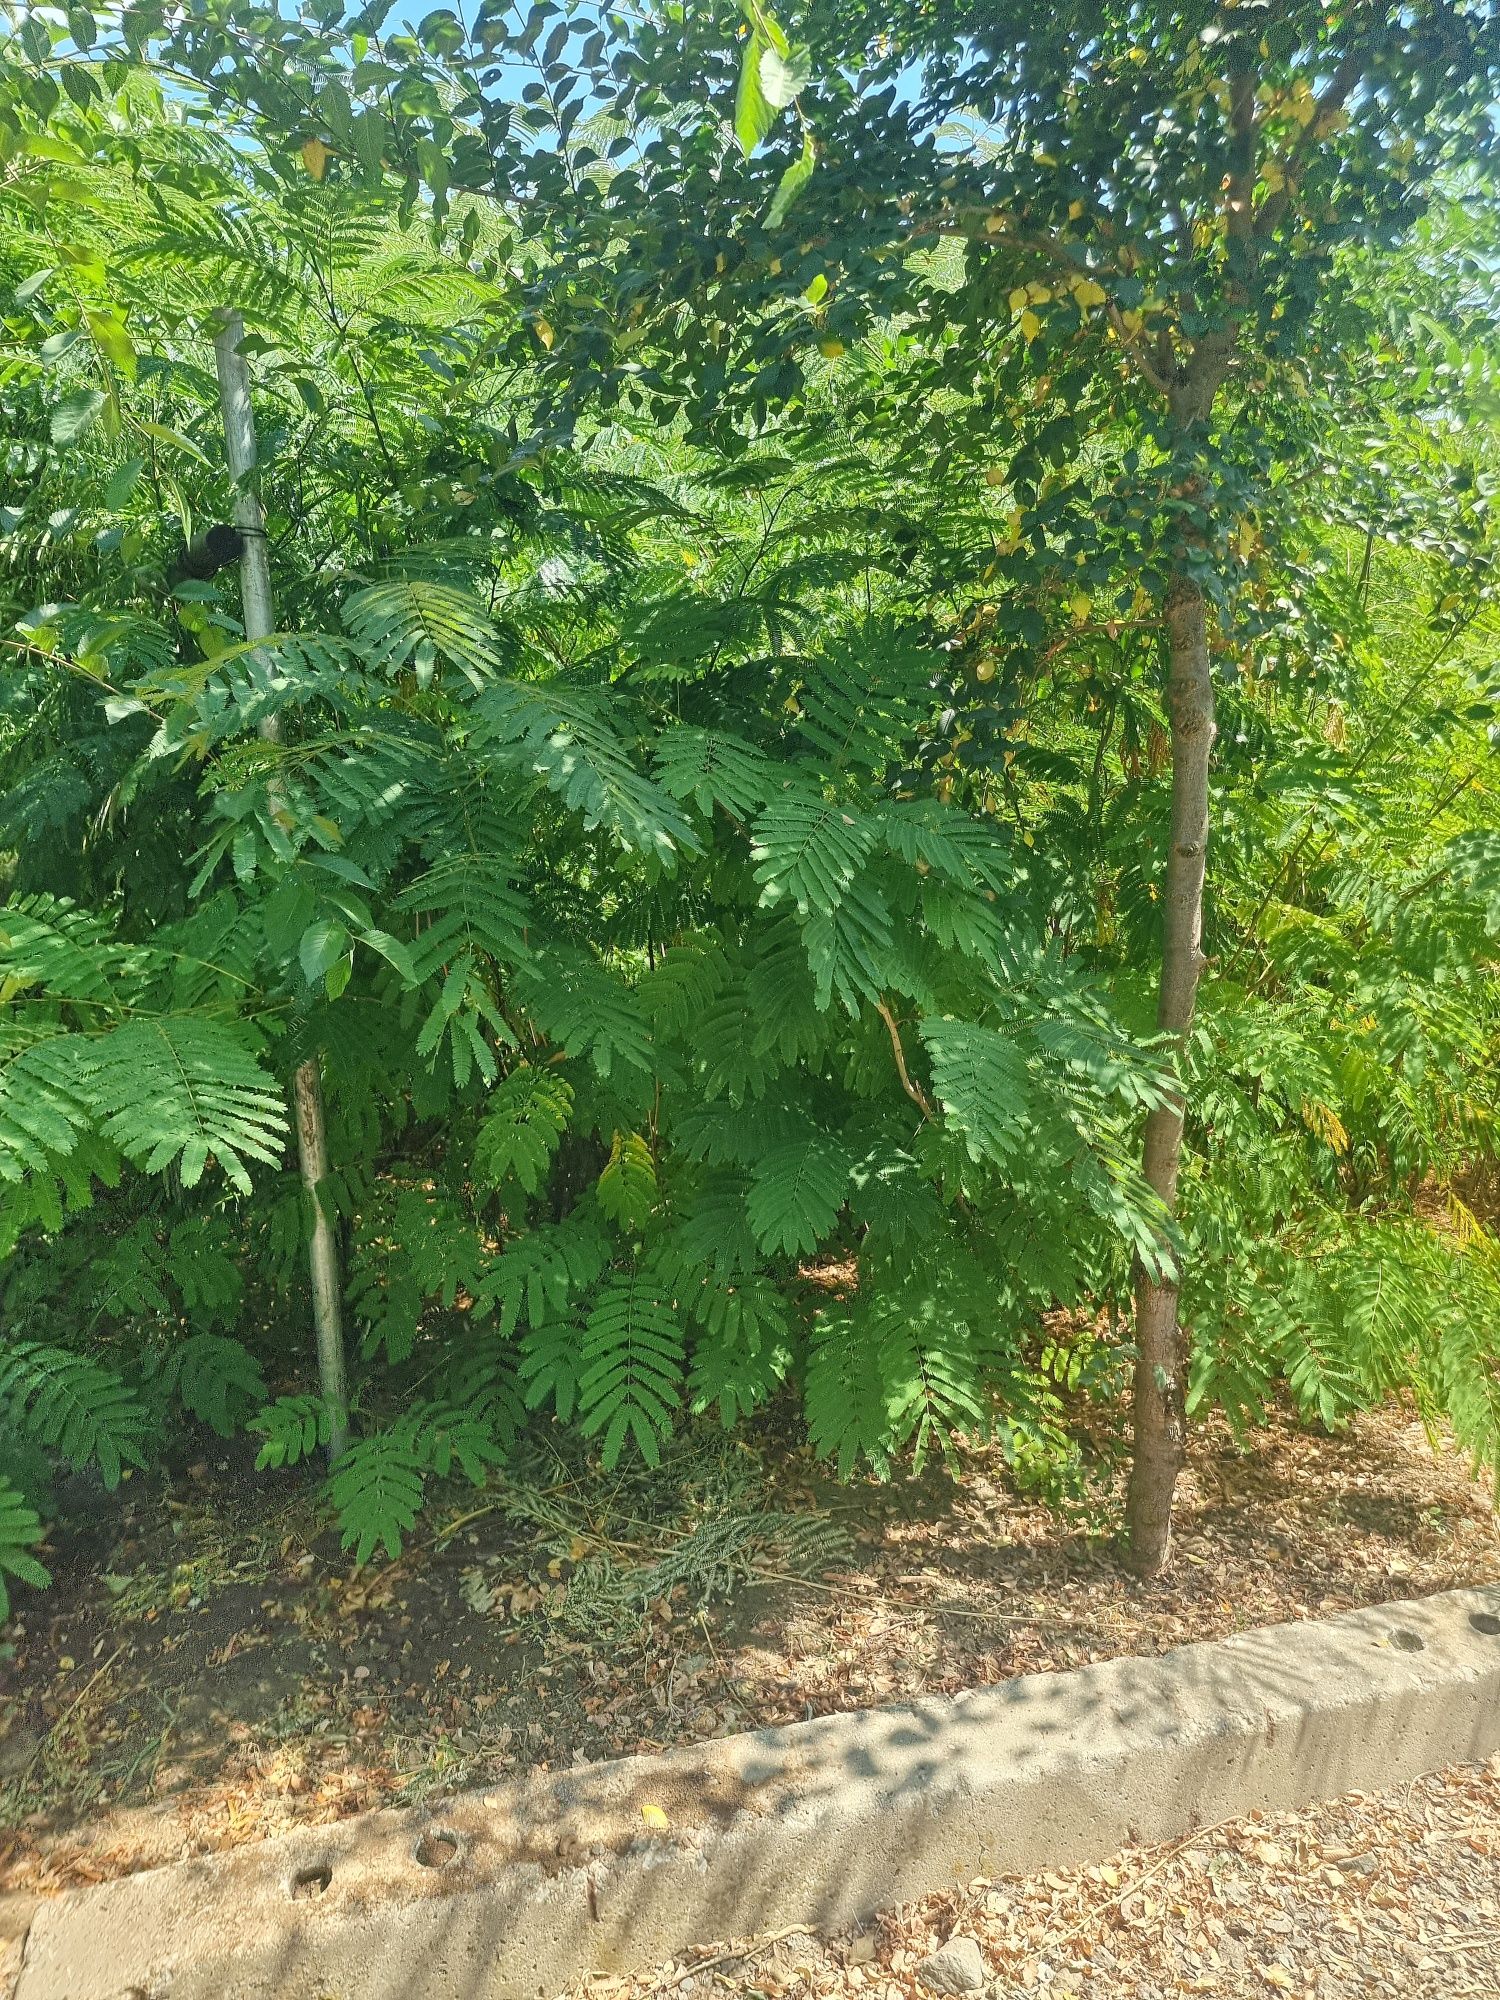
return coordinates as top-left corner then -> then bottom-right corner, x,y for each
573,1757 -> 1500,2000
1,1398 -> 1497,1903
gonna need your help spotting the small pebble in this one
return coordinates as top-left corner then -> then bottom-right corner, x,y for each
916,1934 -> 986,1994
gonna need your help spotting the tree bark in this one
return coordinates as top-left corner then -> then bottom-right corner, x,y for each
213,308 -> 350,1465
1124,571 -> 1216,1576
291,1059 -> 350,1462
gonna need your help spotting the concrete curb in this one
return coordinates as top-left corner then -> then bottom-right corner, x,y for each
15,1583 -> 1500,2000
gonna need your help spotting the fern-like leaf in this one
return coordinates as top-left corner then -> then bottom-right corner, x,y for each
328,1403 -> 506,1563
919,1018 -> 1034,1164
480,1213 -> 613,1342
597,1130 -> 658,1233
143,1334 -> 268,1437
746,1132 -> 852,1256
250,1393 -> 334,1469
396,856 -> 528,1084
343,578 -> 511,694
0,1475 -> 50,1619
0,1034 -> 97,1183
474,1064 -> 573,1196
0,1341 -> 147,1487
84,1018 -> 287,1192
752,792 -> 878,917
328,1429 -> 428,1563
514,950 -> 655,1078
476,682 -> 701,866
0,894 -> 142,1008
578,1274 -> 684,1467
653,726 -> 771,819
686,1274 -> 794,1425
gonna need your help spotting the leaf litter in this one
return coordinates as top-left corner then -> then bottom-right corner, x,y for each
1,1396 -> 1497,1935
571,1756 -> 1500,2000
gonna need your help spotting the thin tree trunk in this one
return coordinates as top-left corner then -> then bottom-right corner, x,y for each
1124,571 -> 1216,1576
213,308 -> 350,1465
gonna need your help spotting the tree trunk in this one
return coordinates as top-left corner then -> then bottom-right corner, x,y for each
292,1059 -> 350,1462
1124,571 -> 1216,1576
212,308 -> 350,1465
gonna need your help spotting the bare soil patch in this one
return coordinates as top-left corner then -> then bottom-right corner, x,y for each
1,1398 -> 1496,1903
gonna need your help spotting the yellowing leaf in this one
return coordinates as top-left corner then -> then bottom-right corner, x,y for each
1299,1099 -> 1349,1155
1008,286 -> 1029,312
301,137 -> 331,181
1068,198 -> 1085,220
1069,590 -> 1092,624
1019,309 -> 1042,341
641,1803 -> 670,1829
597,1130 -> 657,1232
1262,161 -> 1286,195
533,316 -> 555,351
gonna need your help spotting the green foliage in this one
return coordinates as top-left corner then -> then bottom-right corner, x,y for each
0,1341 -> 147,1488
250,1394 -> 335,1470
684,1272 -> 794,1426
328,1404 -> 506,1563
596,1131 -> 658,1234
0,1476 -> 50,1620
578,1275 -> 685,1468
86,1020 -> 287,1192
0,35 -> 1495,1616
0,894 -> 287,1195
653,728 -> 771,820
347,1186 -> 486,1364
746,1133 -> 853,1258
141,1334 -> 267,1437
486,1213 -> 613,1347
327,1426 -> 428,1565
342,579 -> 511,693
474,1066 -> 573,1198
476,682 -> 700,866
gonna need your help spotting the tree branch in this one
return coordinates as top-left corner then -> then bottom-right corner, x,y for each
876,1000 -> 936,1122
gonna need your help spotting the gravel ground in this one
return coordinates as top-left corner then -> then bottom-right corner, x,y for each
570,1758 -> 1500,2000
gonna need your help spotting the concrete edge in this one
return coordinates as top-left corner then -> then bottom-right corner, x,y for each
13,1582 -> 1500,2000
